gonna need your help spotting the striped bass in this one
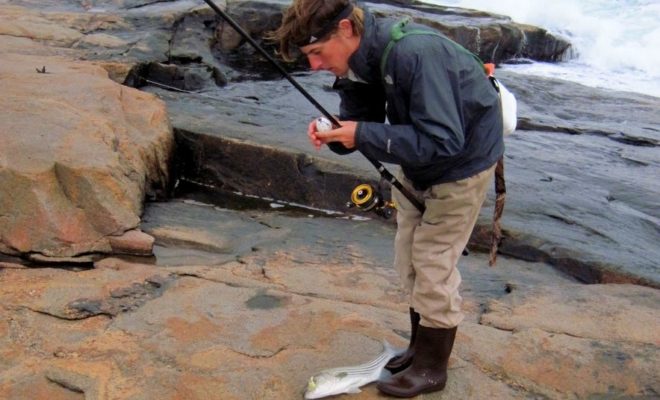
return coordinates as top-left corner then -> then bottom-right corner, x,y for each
304,340 -> 402,399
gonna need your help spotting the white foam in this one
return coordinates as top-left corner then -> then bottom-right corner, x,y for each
423,0 -> 660,97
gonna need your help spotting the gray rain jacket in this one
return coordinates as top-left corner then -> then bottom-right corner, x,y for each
332,10 -> 504,190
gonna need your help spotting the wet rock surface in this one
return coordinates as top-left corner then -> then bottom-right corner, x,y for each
1,200 -> 658,399
151,68 -> 660,287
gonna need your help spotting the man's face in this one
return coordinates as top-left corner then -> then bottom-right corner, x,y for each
299,20 -> 359,77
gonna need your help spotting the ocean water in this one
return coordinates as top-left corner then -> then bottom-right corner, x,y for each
422,0 -> 660,98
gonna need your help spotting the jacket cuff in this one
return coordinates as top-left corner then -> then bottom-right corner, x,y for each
354,121 -> 364,149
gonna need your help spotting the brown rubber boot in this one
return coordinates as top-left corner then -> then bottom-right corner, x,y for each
385,308 -> 420,374
377,325 -> 457,398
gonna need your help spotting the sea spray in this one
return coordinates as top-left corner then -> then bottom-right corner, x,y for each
423,0 -> 660,98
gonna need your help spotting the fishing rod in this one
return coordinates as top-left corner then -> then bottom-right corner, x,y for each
201,0 -> 425,215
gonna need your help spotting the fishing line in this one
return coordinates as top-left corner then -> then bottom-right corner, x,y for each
200,0 -> 426,214
141,77 -> 292,118
141,78 -> 226,101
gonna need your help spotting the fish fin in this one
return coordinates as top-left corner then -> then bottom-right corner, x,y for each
382,339 -> 405,358
382,339 -> 394,353
346,387 -> 362,394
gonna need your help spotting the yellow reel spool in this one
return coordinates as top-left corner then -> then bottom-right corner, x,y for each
350,184 -> 376,209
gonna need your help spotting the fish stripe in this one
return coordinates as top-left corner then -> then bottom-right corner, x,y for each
318,352 -> 394,375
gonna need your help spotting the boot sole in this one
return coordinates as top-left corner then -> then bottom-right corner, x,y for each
377,382 -> 447,398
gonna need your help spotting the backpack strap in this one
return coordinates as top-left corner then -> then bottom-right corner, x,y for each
380,18 -> 490,82
380,18 -> 442,80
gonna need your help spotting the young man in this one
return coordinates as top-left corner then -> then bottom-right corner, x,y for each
272,0 -> 503,397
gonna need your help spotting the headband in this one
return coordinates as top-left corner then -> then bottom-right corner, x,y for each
297,3 -> 354,46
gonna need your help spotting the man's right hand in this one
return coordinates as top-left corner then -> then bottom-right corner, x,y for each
308,118 -> 357,151
307,119 -> 324,150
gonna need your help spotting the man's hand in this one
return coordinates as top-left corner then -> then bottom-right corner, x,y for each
307,119 -> 357,150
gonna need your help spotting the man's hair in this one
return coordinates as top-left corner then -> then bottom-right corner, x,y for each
269,0 -> 364,61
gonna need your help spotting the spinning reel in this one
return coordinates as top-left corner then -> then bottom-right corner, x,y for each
347,183 -> 396,219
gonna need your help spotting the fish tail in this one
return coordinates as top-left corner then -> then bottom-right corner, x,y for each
382,339 -> 404,358
378,367 -> 393,380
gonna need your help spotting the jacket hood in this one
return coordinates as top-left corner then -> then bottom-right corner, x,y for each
348,9 -> 392,84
